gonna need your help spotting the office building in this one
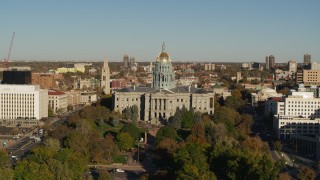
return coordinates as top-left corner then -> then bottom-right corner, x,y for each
303,70 -> 320,86
123,55 -> 129,68
273,115 -> 320,139
288,60 -> 297,75
130,57 -> 135,68
265,55 -> 275,70
2,70 -> 31,85
0,84 -> 48,120
32,73 -> 56,89
304,54 -> 311,65
204,63 -> 215,71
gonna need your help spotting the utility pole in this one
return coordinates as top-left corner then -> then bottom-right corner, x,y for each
137,142 -> 140,164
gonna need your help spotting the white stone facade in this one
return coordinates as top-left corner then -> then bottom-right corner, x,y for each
80,91 -> 97,104
48,90 -> 68,114
113,87 -> 214,124
0,84 -> 48,120
273,115 -> 320,139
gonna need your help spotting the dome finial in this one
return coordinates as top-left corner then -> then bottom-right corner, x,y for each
162,42 -> 166,52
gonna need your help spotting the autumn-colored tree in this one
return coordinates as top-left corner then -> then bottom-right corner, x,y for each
155,138 -> 179,167
297,166 -> 315,180
278,172 -> 291,180
231,89 -> 242,99
186,123 -> 208,146
236,114 -> 253,135
49,125 -> 71,141
242,136 -> 268,154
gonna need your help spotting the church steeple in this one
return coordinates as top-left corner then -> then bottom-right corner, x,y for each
101,59 -> 110,94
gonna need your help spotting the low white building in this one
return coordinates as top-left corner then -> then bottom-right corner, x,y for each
65,91 -> 81,107
80,91 -> 97,104
251,88 -> 283,107
273,115 -> 320,139
0,84 -> 48,120
284,91 -> 320,118
48,90 -> 68,114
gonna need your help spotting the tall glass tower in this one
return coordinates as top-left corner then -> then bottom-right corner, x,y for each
152,43 -> 176,90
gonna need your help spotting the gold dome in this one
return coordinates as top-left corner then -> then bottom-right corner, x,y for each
157,42 -> 170,62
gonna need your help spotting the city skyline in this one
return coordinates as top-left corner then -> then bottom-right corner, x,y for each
0,0 -> 319,62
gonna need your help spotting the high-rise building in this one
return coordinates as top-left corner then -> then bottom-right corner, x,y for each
288,60 -> 297,74
2,70 -> 31,84
152,43 -> 176,89
0,84 -> 48,120
101,60 -> 110,94
311,62 -> 320,70
32,73 -> 56,89
265,55 -> 275,70
123,55 -> 129,68
130,57 -> 135,67
204,63 -> 215,71
304,54 -> 311,65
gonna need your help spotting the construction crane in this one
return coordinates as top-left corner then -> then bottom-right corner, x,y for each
2,32 -> 15,69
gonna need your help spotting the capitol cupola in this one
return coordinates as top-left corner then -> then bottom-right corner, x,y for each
157,43 -> 171,62
152,43 -> 176,90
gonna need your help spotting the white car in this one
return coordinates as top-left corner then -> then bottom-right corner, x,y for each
116,169 -> 125,173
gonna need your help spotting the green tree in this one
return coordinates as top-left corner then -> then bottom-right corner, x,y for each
170,107 -> 182,129
231,89 -> 242,99
0,149 -> 13,180
48,106 -> 54,117
273,141 -> 283,151
47,158 -> 72,180
156,125 -> 177,144
131,105 -> 139,123
44,138 -> 61,153
123,107 -> 133,120
117,132 -> 134,151
209,146 -> 281,180
213,106 -> 240,135
181,107 -> 196,129
174,143 -> 216,180
64,131 -> 91,156
119,123 -> 141,141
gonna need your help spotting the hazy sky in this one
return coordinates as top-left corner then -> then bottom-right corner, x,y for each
0,0 -> 319,62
